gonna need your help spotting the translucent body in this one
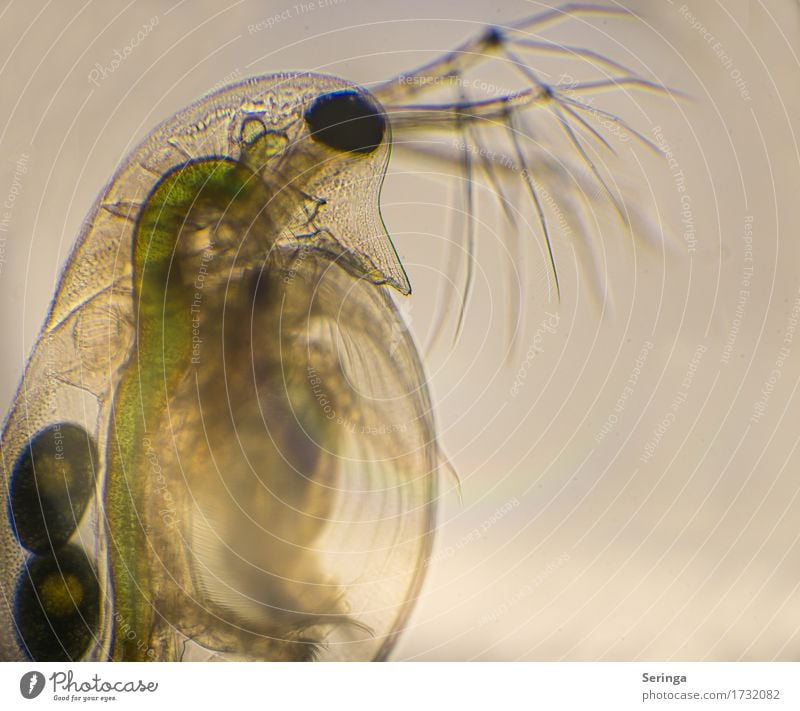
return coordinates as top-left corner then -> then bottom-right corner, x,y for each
0,7 -> 666,661
1,74 -> 437,661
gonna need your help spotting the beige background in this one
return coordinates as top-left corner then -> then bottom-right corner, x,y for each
1,0 -> 799,660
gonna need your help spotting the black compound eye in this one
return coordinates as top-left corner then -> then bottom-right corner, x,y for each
304,90 -> 385,154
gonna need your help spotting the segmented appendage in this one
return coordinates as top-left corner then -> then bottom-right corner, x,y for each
372,3 -> 676,349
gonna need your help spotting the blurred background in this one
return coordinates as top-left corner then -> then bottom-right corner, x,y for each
1,0 -> 799,660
